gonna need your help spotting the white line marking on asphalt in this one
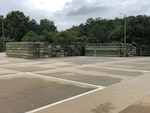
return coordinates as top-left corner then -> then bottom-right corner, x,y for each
27,72 -> 104,88
26,72 -> 105,113
26,87 -> 105,113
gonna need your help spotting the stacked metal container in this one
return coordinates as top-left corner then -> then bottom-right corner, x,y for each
85,43 -> 136,57
6,42 -> 46,58
6,42 -> 136,58
47,45 -> 84,57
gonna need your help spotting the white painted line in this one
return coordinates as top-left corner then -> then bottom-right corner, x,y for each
27,72 -> 104,88
26,87 -> 105,113
26,72 -> 105,113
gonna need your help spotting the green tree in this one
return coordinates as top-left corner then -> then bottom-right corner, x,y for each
79,18 -> 115,43
22,31 -> 40,42
1,10 -> 150,48
39,19 -> 57,35
55,31 -> 74,45
28,19 -> 39,33
44,32 -> 57,43
5,11 -> 30,41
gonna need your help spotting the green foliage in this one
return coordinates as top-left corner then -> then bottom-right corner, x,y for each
127,15 -> 150,46
22,31 -> 41,42
77,16 -> 150,47
40,19 -> 57,34
55,31 -> 75,45
78,18 -> 116,43
1,11 -> 57,42
4,11 -> 29,41
0,10 -> 150,48
44,32 -> 57,43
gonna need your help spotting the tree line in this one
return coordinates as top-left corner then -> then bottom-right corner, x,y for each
0,11 -> 150,51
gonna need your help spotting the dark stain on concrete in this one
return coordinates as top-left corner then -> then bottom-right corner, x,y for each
119,102 -> 150,113
91,103 -> 115,113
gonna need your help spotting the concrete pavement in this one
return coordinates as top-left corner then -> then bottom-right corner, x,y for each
0,53 -> 149,113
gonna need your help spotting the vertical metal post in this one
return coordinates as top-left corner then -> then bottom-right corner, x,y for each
120,13 -> 127,57
124,14 -> 127,57
1,15 -> 5,51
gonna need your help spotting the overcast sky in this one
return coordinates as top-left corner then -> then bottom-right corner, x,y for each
0,0 -> 150,30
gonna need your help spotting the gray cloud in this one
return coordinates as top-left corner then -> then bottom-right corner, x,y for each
66,5 -> 110,16
64,0 -> 110,16
0,0 -> 150,30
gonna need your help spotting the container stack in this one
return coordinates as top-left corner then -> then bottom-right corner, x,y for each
38,42 -> 48,58
85,43 -> 121,57
61,45 -> 71,57
137,46 -> 150,56
6,42 -> 46,58
6,42 -> 136,58
6,42 -> 37,58
47,45 -> 63,57
47,45 -> 84,57
85,43 -> 136,57
125,44 -> 136,57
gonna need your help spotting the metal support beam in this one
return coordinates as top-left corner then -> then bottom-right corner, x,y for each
124,14 -> 127,57
120,13 -> 127,57
1,15 -> 5,51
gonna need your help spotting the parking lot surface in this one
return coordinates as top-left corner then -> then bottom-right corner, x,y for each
0,53 -> 150,113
